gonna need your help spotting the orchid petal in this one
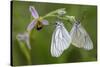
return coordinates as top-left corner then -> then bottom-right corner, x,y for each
27,19 -> 37,32
41,20 -> 49,25
16,32 -> 31,49
29,6 -> 39,19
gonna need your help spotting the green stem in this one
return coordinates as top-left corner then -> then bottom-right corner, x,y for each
65,15 -> 76,23
41,8 -> 76,25
18,41 -> 32,64
42,8 -> 66,19
43,14 -> 74,25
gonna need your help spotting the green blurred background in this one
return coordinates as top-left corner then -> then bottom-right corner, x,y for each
12,1 -> 97,66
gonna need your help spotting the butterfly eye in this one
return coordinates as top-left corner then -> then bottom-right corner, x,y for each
55,22 -> 58,25
75,21 -> 80,26
55,22 -> 59,26
55,21 -> 62,25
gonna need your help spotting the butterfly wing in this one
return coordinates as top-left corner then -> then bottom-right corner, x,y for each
78,24 -> 93,50
70,23 -> 84,48
51,27 -> 63,57
51,22 -> 71,57
70,22 -> 93,50
61,23 -> 72,50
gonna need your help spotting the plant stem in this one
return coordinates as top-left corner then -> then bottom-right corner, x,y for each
18,41 -> 32,64
42,8 -> 66,19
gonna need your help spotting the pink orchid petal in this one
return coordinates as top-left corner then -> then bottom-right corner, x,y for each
29,6 -> 39,19
41,20 -> 49,25
27,19 -> 37,32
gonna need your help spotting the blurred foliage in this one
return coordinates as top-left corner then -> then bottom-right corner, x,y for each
12,1 -> 97,66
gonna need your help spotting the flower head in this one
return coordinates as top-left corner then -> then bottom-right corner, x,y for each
16,32 -> 31,49
27,6 -> 49,33
57,8 -> 66,16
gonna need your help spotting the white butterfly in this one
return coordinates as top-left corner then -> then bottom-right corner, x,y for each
70,21 -> 93,50
51,21 -> 71,57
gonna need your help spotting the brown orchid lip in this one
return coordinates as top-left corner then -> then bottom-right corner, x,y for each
35,20 -> 43,30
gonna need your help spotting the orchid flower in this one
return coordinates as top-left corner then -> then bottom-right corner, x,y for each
16,32 -> 31,49
27,6 -> 49,33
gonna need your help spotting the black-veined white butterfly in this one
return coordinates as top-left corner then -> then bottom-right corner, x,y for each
70,21 -> 93,50
51,21 -> 71,57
